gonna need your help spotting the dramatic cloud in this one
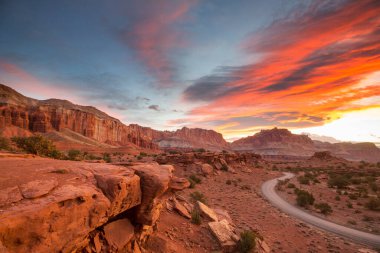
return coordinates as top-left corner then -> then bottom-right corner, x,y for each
183,0 -> 380,136
120,0 -> 196,87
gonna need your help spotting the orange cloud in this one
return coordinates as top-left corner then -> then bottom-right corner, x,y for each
183,0 -> 380,135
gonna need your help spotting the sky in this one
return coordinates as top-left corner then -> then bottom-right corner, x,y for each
0,0 -> 379,143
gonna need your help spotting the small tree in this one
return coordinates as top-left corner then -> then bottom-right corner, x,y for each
11,135 -> 62,159
67,149 -> 82,161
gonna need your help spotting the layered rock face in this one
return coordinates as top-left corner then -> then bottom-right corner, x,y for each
231,128 -> 315,156
231,128 -> 380,162
314,141 -> 380,163
0,158 -> 174,253
154,127 -> 229,151
0,84 -> 158,149
0,84 -> 229,150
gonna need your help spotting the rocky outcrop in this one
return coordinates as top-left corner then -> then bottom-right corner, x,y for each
314,141 -> 380,163
0,158 -> 174,253
154,127 -> 230,151
130,163 -> 174,226
231,128 -> 315,156
0,84 -> 230,151
0,84 -> 158,149
231,128 -> 380,162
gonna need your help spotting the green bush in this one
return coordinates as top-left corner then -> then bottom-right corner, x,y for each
365,197 -> 380,211
221,164 -> 228,171
67,149 -> 82,161
295,189 -> 315,207
191,209 -> 201,225
190,191 -> 207,204
139,152 -> 147,157
328,175 -> 350,189
102,153 -> 111,163
335,196 -> 341,201
188,178 -> 196,188
11,135 -> 62,159
298,176 -> 310,185
189,174 -> 202,184
238,230 -> 256,253
0,136 -> 10,150
314,202 -> 333,215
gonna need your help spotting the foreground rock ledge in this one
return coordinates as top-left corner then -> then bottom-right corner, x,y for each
0,158 -> 173,253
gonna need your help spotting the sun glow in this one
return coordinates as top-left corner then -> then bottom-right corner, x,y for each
294,108 -> 380,143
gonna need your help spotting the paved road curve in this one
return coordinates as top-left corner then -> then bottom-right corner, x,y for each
261,172 -> 380,248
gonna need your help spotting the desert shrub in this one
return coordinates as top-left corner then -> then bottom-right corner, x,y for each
168,150 -> 179,154
191,209 -> 201,225
190,191 -> 207,204
350,177 -> 362,185
11,135 -> 62,158
137,155 -> 143,160
189,174 -> 202,184
67,149 -> 82,161
139,152 -> 147,157
314,202 -> 333,215
298,176 -> 310,185
194,148 -> 206,153
189,179 -> 196,188
348,220 -> 357,225
362,215 -> 374,222
237,230 -> 256,253
370,182 -> 378,192
221,164 -> 228,171
348,194 -> 358,200
102,153 -> 111,163
295,189 -> 315,207
0,136 -> 10,150
287,183 -> 295,188
85,153 -> 101,160
364,197 -> 380,211
347,202 -> 353,208
226,180 -> 232,185
50,169 -> 69,174
335,196 -> 341,201
328,175 -> 350,189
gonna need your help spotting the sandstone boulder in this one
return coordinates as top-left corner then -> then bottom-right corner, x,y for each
208,219 -> 239,252
172,198 -> 191,219
94,167 -> 141,217
19,179 -> 58,199
196,201 -> 218,221
169,176 -> 190,190
201,163 -> 213,176
0,186 -> 23,207
104,218 -> 134,251
131,163 -> 174,225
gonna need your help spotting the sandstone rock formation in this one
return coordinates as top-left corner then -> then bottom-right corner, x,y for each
231,127 -> 380,162
231,128 -> 315,156
154,127 -> 230,151
0,84 -> 230,151
0,158 -> 174,253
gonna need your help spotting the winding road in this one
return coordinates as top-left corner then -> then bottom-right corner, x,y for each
261,172 -> 380,248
